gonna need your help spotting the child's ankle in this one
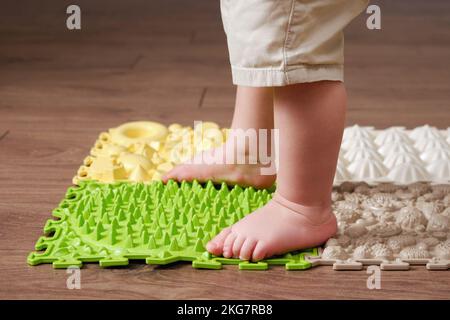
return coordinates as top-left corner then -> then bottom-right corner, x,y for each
272,192 -> 333,225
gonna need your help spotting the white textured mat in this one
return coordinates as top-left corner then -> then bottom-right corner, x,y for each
300,125 -> 449,270
308,182 -> 450,270
335,125 -> 450,185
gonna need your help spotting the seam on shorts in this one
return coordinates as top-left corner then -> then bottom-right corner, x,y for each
231,64 -> 342,72
286,64 -> 343,72
282,0 -> 297,85
231,66 -> 284,72
231,64 -> 343,87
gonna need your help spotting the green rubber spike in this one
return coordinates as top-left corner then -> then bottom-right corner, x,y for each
28,180 -> 318,270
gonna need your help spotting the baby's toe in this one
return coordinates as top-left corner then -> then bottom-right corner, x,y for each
163,165 -> 186,182
252,241 -> 268,262
206,227 -> 231,256
239,238 -> 257,261
232,235 -> 246,258
162,169 -> 176,183
222,232 -> 237,258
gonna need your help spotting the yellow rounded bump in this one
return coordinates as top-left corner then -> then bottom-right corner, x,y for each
99,132 -> 111,143
126,144 -> 136,153
76,174 -> 89,182
83,156 -> 94,166
117,153 -> 153,172
168,123 -> 182,132
77,165 -> 90,178
90,147 -> 100,156
109,121 -> 168,147
94,140 -> 104,150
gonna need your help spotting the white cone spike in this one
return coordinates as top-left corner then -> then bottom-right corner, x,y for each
420,148 -> 450,163
387,163 -> 430,184
426,160 -> 450,181
383,151 -> 423,169
339,125 -> 448,184
409,125 -> 441,140
347,158 -> 388,181
341,137 -> 377,151
374,127 -> 410,146
414,137 -> 449,153
378,142 -> 416,157
344,147 -> 383,162
342,125 -> 374,141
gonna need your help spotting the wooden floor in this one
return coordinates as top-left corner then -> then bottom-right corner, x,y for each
0,0 -> 449,299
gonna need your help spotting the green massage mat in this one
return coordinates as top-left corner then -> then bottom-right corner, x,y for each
28,180 -> 318,270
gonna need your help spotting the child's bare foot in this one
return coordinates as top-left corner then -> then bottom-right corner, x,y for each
162,142 -> 276,189
206,194 -> 337,261
164,86 -> 275,188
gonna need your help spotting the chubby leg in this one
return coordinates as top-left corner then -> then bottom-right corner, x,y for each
275,81 -> 346,206
163,86 -> 276,188
207,81 -> 344,260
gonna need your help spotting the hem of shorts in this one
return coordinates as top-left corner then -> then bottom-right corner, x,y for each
231,65 -> 344,87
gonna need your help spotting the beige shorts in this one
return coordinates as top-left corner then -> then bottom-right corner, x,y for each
220,0 -> 369,87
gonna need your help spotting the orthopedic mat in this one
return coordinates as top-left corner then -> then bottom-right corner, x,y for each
28,180 -> 317,270
316,182 -> 450,270
29,121 -> 450,271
